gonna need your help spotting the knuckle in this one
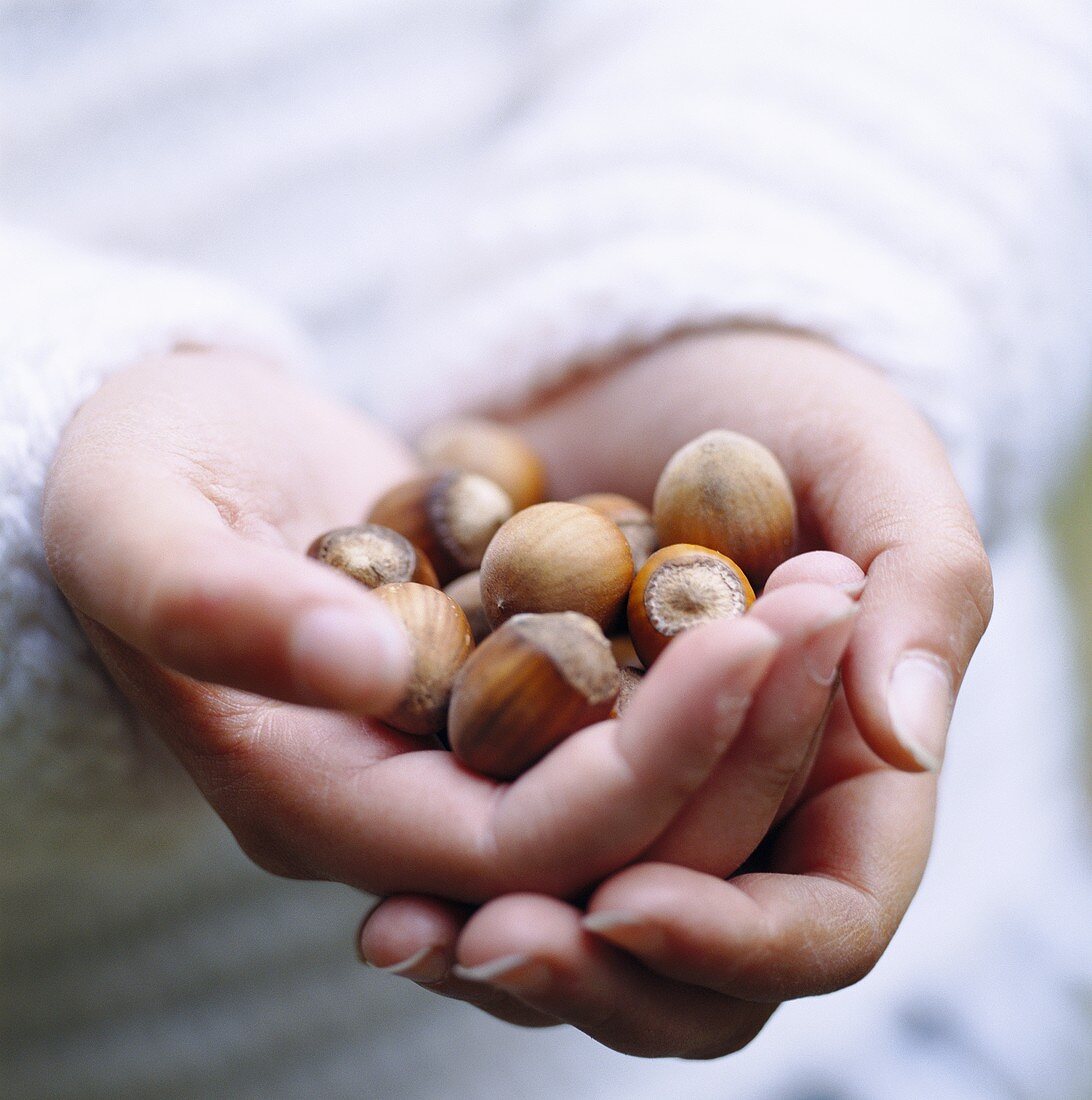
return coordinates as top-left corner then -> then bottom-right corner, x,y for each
607,1007 -> 767,1061
605,1026 -> 674,1059
230,817 -> 308,880
166,683 -> 265,771
746,752 -> 809,802
943,537 -> 994,634
201,770 -> 306,880
680,1013 -> 769,1060
590,864 -> 686,917
818,886 -> 888,993
41,477 -> 92,600
915,528 -> 994,652
184,708 -> 314,882
223,800 -> 310,881
145,567 -> 226,647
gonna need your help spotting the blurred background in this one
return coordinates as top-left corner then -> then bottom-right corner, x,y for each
1052,431 -> 1092,793
4,5 -> 1089,1098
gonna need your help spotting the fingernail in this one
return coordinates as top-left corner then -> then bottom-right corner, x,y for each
290,605 -> 410,707
363,945 -> 449,984
452,954 -> 551,995
887,653 -> 954,771
835,577 -> 867,599
803,604 -> 859,687
583,911 -> 666,953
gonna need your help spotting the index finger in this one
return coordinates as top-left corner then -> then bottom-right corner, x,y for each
118,612 -> 778,902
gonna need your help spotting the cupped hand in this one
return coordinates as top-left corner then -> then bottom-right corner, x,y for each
515,328 -> 994,775
44,349 -> 794,901
361,684 -> 932,1055
357,329 -> 993,1055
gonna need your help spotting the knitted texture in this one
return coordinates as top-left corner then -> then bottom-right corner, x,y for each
1,2 -> 1091,1094
0,230 -> 308,867
381,0 -> 1092,546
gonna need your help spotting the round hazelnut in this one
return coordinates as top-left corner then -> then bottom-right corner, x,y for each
448,612 -> 619,779
652,430 -> 796,585
442,570 -> 491,644
627,544 -> 755,666
479,502 -> 633,631
417,418 -> 549,513
370,582 -> 475,736
307,524 -> 439,588
570,492 -> 657,570
368,471 -> 513,585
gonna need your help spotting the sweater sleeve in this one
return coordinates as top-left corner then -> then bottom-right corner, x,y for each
383,0 -> 1092,543
0,227 -> 310,867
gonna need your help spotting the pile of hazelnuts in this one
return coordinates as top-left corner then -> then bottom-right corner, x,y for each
307,420 -> 796,780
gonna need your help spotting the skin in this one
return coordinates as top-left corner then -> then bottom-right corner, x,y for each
43,329 -> 992,1058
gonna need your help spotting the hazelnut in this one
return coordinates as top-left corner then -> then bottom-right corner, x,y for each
368,471 -> 513,585
627,544 -> 755,666
608,632 -> 642,670
479,502 -> 633,631
448,612 -> 619,779
652,430 -> 796,584
307,524 -> 439,588
610,666 -> 644,719
570,492 -> 657,570
370,582 -> 475,736
442,570 -> 491,644
417,418 -> 549,513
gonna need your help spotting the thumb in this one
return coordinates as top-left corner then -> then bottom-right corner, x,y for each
796,380 -> 994,772
45,476 -> 412,714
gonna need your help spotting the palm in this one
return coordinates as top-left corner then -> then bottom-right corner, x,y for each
53,352 -> 432,873
47,350 -> 788,907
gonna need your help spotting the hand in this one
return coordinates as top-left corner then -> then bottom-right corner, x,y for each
516,328 -> 994,776
43,349 -> 797,901
357,329 -> 993,1055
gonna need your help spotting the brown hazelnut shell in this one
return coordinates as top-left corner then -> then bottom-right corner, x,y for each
570,492 -> 657,570
307,524 -> 439,588
370,582 -> 475,736
368,471 -> 513,585
608,632 -> 642,670
610,666 -> 644,719
417,418 -> 549,513
479,502 -> 634,631
442,570 -> 491,644
652,430 -> 796,585
627,544 -> 755,666
448,612 -> 619,779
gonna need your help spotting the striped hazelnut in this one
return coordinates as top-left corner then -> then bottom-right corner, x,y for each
479,502 -> 633,631
370,582 -> 475,736
448,612 -> 619,779
653,430 -> 796,585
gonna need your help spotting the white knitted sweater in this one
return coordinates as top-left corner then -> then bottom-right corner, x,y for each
2,3 -> 1091,1097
